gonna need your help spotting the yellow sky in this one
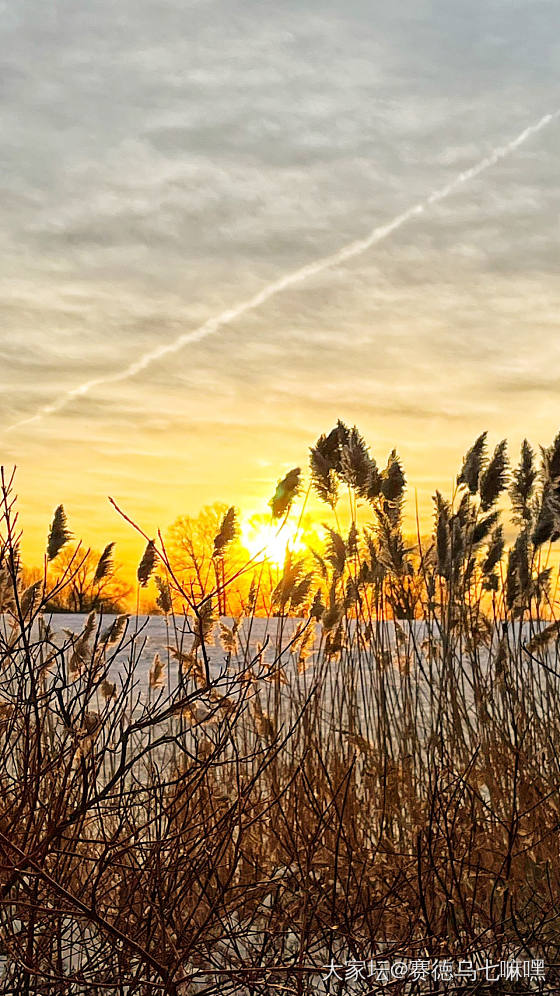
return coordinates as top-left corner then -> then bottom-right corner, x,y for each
10,390 -> 560,582
2,4 -> 559,576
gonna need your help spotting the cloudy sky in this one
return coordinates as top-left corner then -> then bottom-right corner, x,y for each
1,0 -> 559,564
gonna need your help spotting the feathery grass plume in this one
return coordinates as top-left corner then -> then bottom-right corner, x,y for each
209,690 -> 237,714
362,529 -> 385,584
325,623 -> 344,660
479,440 -> 508,511
69,611 -> 96,674
344,576 -> 361,609
219,621 -> 238,654
309,421 -> 348,506
296,620 -> 316,673
193,598 -> 216,649
532,432 -> 560,546
269,467 -> 301,519
527,619 -> 560,652
213,507 -> 236,556
325,420 -> 349,470
323,525 -> 346,576
137,540 -> 157,586
309,588 -> 325,620
100,615 -> 127,645
310,548 -> 328,580
82,711 -> 102,735
454,491 -> 473,530
80,610 -> 97,643
309,445 -> 338,506
542,430 -> 560,485
434,492 -> 450,579
532,497 -> 556,548
380,450 -> 406,528
375,508 -> 413,577
168,645 -> 197,675
245,576 -> 258,614
482,524 -> 504,573
535,566 -> 552,601
510,439 -> 537,525
450,513 -> 466,572
482,525 -> 504,592
347,521 -> 359,556
445,494 -> 475,579
290,573 -> 313,610
381,449 -> 406,503
47,505 -> 72,561
76,711 -> 102,755
149,653 -> 165,689
366,462 -> 382,500
320,579 -> 342,632
0,561 -> 16,613
19,580 -> 42,618
155,575 -> 172,614
339,426 -> 378,498
506,529 -> 530,612
463,553 -> 476,587
457,432 -> 488,494
93,542 -> 115,584
182,703 -> 211,726
101,680 -> 117,700
271,552 -> 313,613
472,510 -> 500,546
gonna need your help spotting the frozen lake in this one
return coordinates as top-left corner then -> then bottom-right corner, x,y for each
4,611 -> 558,727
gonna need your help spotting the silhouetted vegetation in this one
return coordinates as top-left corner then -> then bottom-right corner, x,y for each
2,425 -> 560,994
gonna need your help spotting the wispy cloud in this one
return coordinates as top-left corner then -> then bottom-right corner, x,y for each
2,0 -> 560,550
6,110 -> 558,433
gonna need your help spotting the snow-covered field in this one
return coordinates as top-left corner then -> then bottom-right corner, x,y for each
18,612 -> 560,728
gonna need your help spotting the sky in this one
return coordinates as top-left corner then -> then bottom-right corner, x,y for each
1,0 -> 560,569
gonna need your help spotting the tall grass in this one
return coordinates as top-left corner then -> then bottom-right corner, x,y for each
1,426 -> 560,994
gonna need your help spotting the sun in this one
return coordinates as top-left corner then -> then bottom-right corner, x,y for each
239,515 -> 304,567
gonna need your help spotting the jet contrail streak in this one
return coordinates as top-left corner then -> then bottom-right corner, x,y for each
6,110 -> 558,433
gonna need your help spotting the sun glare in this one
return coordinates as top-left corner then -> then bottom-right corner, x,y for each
240,516 -> 304,567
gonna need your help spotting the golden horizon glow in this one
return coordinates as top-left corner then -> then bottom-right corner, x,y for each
2,3 -> 559,603
239,513 -> 306,568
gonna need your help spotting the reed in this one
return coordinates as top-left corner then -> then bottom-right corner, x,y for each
1,426 -> 560,994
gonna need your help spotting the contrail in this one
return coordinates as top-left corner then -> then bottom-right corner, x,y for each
6,110 -> 558,433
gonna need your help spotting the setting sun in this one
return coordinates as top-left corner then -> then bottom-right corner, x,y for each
239,514 -> 305,567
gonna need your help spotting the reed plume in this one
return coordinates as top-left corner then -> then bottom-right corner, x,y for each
212,506 -> 236,556
47,504 -> 72,561
510,438 -> 537,524
269,467 -> 301,519
155,575 -> 172,614
137,539 -> 157,586
149,652 -> 165,689
93,542 -> 115,584
457,431 -> 488,493
479,438 -> 509,510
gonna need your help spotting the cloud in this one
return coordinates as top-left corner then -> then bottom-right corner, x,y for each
2,0 -> 560,538
6,107 -> 559,434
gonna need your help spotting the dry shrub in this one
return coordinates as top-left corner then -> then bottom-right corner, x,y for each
1,429 -> 560,994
